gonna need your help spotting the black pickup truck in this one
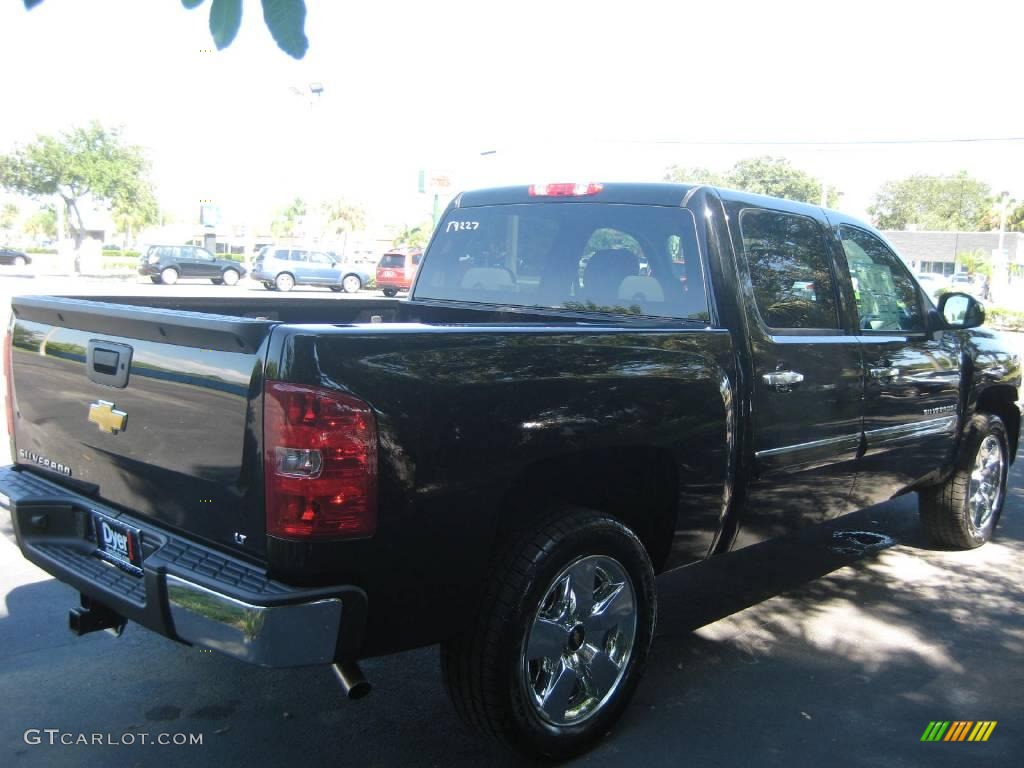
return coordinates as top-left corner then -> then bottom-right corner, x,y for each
2,183 -> 1020,759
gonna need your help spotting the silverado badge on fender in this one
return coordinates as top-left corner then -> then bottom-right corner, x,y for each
88,400 -> 127,434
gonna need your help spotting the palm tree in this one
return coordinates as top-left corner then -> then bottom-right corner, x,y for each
393,221 -> 432,248
956,248 -> 991,277
320,199 -> 365,239
271,197 -> 308,238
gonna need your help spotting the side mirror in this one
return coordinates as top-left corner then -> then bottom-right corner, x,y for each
938,291 -> 985,329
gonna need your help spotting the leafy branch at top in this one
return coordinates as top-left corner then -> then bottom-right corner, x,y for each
23,0 -> 308,59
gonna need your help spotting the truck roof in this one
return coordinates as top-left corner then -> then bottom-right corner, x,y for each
453,182 -> 833,218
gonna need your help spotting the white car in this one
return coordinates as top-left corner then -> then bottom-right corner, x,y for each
948,273 -> 986,299
915,273 -> 950,302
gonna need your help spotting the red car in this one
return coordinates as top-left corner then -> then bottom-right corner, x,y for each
376,248 -> 422,297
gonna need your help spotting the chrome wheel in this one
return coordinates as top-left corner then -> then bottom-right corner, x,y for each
275,273 -> 294,292
342,274 -> 362,293
522,555 -> 637,727
222,269 -> 240,286
969,434 -> 1004,530
160,267 -> 178,285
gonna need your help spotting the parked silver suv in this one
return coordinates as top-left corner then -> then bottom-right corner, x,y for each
251,247 -> 370,293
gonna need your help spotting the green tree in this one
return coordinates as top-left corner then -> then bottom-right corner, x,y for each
0,202 -> 18,237
112,181 -> 159,246
1007,203 -> 1024,233
664,156 -> 839,206
320,199 -> 366,239
868,172 -> 992,231
662,166 -> 724,186
727,156 -> 839,206
271,197 -> 307,238
24,0 -> 309,59
978,193 -> 1021,233
0,122 -> 154,271
392,221 -> 433,249
23,205 -> 57,240
956,248 -> 992,277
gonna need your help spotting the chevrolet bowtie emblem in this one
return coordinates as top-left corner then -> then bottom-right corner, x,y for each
88,400 -> 127,434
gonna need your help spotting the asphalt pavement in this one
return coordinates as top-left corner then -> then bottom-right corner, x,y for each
0,272 -> 1021,766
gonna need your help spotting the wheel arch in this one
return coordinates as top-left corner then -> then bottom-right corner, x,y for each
494,447 -> 679,574
975,383 -> 1020,461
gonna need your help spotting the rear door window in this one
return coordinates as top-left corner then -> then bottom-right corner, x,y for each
415,203 -> 707,321
739,210 -> 839,330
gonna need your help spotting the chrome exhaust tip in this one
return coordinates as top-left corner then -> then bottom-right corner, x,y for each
332,661 -> 371,700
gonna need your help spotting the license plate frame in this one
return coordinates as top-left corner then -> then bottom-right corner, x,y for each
90,511 -> 143,575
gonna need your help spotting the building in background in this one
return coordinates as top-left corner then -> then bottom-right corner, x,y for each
881,230 -> 1024,278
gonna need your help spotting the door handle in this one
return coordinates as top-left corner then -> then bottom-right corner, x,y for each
762,370 -> 804,392
869,367 -> 900,381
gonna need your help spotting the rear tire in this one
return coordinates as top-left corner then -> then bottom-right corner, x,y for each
160,267 -> 179,285
150,276 -> 161,284
440,508 -> 656,761
211,278 -> 224,285
919,413 -> 1008,549
382,288 -> 397,297
222,269 -> 240,286
329,286 -> 343,293
342,274 -> 362,293
14,255 -> 27,267
263,281 -> 276,291
275,273 -> 295,292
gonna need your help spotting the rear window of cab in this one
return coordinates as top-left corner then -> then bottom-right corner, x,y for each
414,203 -> 708,321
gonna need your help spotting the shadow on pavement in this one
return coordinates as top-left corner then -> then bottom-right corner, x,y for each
1,472 -> 1021,767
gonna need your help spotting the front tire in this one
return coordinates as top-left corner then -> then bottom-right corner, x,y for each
920,413 -> 1009,548
160,267 -> 179,285
14,256 -> 27,267
222,269 -> 240,286
441,508 -> 656,761
342,274 -> 362,293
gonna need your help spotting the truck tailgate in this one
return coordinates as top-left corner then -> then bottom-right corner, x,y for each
7,296 -> 273,558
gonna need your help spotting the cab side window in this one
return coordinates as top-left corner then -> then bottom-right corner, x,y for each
838,226 -> 924,333
739,210 -> 839,330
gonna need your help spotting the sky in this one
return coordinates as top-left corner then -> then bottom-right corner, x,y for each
1,0 -> 1022,233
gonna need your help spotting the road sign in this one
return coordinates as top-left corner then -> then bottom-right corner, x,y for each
419,170 -> 453,195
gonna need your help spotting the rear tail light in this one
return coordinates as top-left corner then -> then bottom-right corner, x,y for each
528,182 -> 603,197
4,325 -> 15,456
264,381 -> 377,539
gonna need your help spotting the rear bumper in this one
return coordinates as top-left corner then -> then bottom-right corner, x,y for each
0,465 -> 367,667
376,275 -> 411,290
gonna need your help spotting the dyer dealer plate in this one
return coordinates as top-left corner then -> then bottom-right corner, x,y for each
91,511 -> 143,575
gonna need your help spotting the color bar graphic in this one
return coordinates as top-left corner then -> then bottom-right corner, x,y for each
921,721 -> 996,742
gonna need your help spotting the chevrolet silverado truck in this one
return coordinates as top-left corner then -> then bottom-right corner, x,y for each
2,183 -> 1020,760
